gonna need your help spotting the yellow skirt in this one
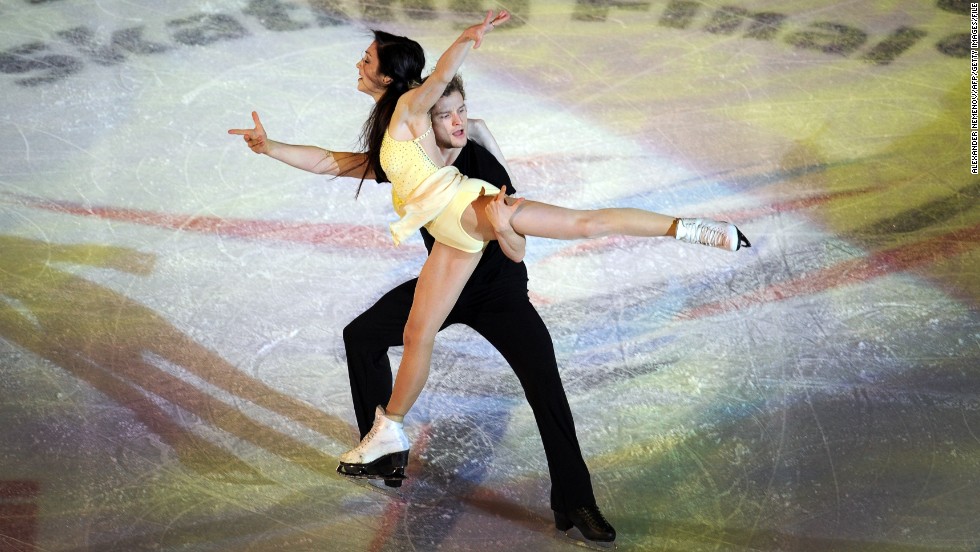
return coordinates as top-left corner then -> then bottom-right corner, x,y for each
389,167 -> 500,253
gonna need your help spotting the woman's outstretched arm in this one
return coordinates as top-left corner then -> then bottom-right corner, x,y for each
228,111 -> 373,179
396,10 -> 510,123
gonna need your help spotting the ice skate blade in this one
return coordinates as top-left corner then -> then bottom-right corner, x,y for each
336,463 -> 407,481
555,527 -> 617,550
337,449 -> 409,478
736,228 -> 751,250
342,473 -> 405,499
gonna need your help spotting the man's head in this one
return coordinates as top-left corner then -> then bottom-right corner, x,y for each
429,74 -> 468,150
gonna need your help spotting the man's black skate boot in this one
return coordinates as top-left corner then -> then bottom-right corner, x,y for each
555,504 -> 616,547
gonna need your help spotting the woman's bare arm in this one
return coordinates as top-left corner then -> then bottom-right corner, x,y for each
228,111 -> 374,179
392,11 -> 510,133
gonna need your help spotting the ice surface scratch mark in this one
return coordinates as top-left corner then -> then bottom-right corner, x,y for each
0,296 -> 40,329
12,124 -> 101,162
15,123 -> 31,163
0,208 -> 52,246
682,222 -> 980,318
803,381 -> 842,525
180,47 -> 332,106
508,9 -> 614,117
254,327 -> 301,362
914,416 -> 940,509
3,191 -> 399,250
963,410 -> 980,446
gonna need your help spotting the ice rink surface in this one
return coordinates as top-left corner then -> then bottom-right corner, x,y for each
1,0 -> 977,550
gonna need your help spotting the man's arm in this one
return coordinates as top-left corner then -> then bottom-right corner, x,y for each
456,123 -> 527,262
466,118 -> 514,184
486,188 -> 526,262
228,111 -> 374,179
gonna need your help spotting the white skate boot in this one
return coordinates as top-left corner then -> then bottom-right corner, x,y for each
337,406 -> 411,482
674,218 -> 751,251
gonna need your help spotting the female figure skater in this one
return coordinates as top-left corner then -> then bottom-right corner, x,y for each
231,11 -> 749,486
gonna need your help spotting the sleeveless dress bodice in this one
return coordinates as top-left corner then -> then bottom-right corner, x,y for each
380,126 -> 465,246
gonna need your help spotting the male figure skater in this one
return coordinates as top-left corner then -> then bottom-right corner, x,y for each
343,77 -> 615,546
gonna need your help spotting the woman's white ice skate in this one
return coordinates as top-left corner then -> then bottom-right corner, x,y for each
337,406 -> 411,484
675,218 -> 751,251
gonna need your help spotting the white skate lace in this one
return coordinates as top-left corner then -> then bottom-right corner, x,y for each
696,222 -> 727,248
351,421 -> 383,454
682,219 -> 729,248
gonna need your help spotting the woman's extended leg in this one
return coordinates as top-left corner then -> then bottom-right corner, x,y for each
338,242 -> 483,472
511,201 -> 677,240
469,195 -> 749,251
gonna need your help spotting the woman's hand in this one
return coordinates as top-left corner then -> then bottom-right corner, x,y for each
461,9 -> 510,49
227,111 -> 270,155
423,10 -> 510,114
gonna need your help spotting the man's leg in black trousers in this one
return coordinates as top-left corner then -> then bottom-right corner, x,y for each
462,286 -> 597,513
343,279 -> 417,438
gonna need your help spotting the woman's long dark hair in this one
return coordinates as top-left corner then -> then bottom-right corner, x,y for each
356,30 -> 425,195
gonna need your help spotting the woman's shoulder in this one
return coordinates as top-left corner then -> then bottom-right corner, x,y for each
388,102 -> 431,141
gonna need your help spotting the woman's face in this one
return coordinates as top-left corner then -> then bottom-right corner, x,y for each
355,42 -> 389,98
